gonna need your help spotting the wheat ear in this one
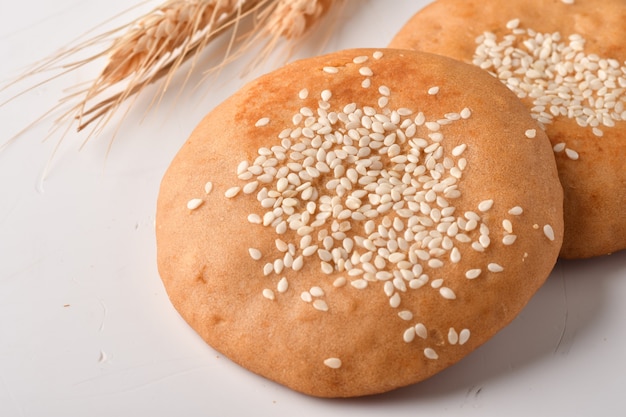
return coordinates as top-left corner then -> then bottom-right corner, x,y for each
2,0 -> 342,148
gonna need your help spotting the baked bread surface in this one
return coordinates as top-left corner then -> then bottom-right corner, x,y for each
156,48 -> 563,397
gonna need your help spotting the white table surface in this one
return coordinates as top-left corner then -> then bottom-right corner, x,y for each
1,1 -> 625,416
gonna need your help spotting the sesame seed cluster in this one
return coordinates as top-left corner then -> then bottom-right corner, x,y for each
185,50 -> 558,368
473,19 -> 626,151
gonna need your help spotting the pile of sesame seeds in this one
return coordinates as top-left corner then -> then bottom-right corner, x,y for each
472,19 -> 626,157
187,50 -> 556,368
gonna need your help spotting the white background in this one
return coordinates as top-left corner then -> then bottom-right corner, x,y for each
1,1 -> 625,416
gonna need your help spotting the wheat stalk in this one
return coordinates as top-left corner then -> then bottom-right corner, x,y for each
2,0 -> 343,150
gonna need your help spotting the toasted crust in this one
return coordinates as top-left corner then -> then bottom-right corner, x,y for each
156,48 -> 563,397
389,0 -> 626,259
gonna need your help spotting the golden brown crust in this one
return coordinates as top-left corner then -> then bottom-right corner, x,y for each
389,0 -> 626,259
156,48 -> 563,397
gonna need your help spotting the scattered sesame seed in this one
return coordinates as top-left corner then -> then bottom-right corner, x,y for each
298,88 -> 309,100
506,18 -> 520,30
361,78 -> 371,88
508,206 -> 523,216
524,129 -> 537,138
187,198 -> 203,210
310,286 -> 324,297
403,327 -> 416,343
301,291 -> 312,302
478,199 -> 494,212
459,329 -> 471,345
255,117 -> 270,127
389,293 -> 401,308
247,213 -> 262,224
359,67 -> 373,77
313,299 -> 329,312
488,263 -> 504,272
333,277 -> 347,287
440,287 -> 456,300
248,248 -> 262,260
324,357 -> 342,369
224,187 -> 241,198
543,224 -> 556,241
565,148 -> 579,160
502,234 -> 518,245
323,66 -> 339,74
372,51 -> 383,59
277,277 -> 289,293
398,310 -> 413,321
465,269 -> 482,279
428,86 -> 440,95
448,328 -> 459,344
204,182 -> 213,194
262,289 -> 275,300
424,348 -> 439,360
415,323 -> 427,339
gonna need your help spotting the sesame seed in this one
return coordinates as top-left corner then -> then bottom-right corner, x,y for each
247,214 -> 262,225
543,224 -> 556,241
503,234 -> 518,245
204,182 -> 213,194
351,279 -> 368,289
300,291 -> 312,302
224,187 -> 241,198
255,117 -> 270,127
323,66 -> 339,74
187,198 -> 203,210
353,55 -> 369,64
565,148 -> 579,160
262,289 -> 275,300
414,323 -> 427,339
465,269 -> 482,279
428,86 -> 440,95
313,299 -> 329,311
459,329 -> 471,345
488,263 -> 504,272
424,348 -> 439,360
248,248 -> 262,260
310,286 -> 324,297
403,327 -> 416,343
524,128 -> 537,138
389,293 -> 401,308
372,51 -> 383,59
361,78 -> 371,88
333,277 -> 347,287
451,144 -> 467,157
324,357 -> 342,369
440,287 -> 456,300
359,67 -> 373,77
506,18 -> 520,30
448,328 -> 459,345
508,206 -> 523,215
478,199 -> 494,212
398,310 -> 413,321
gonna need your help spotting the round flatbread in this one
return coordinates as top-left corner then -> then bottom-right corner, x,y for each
156,48 -> 563,397
389,0 -> 626,259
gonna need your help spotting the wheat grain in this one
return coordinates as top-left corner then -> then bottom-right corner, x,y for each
265,0 -> 333,40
